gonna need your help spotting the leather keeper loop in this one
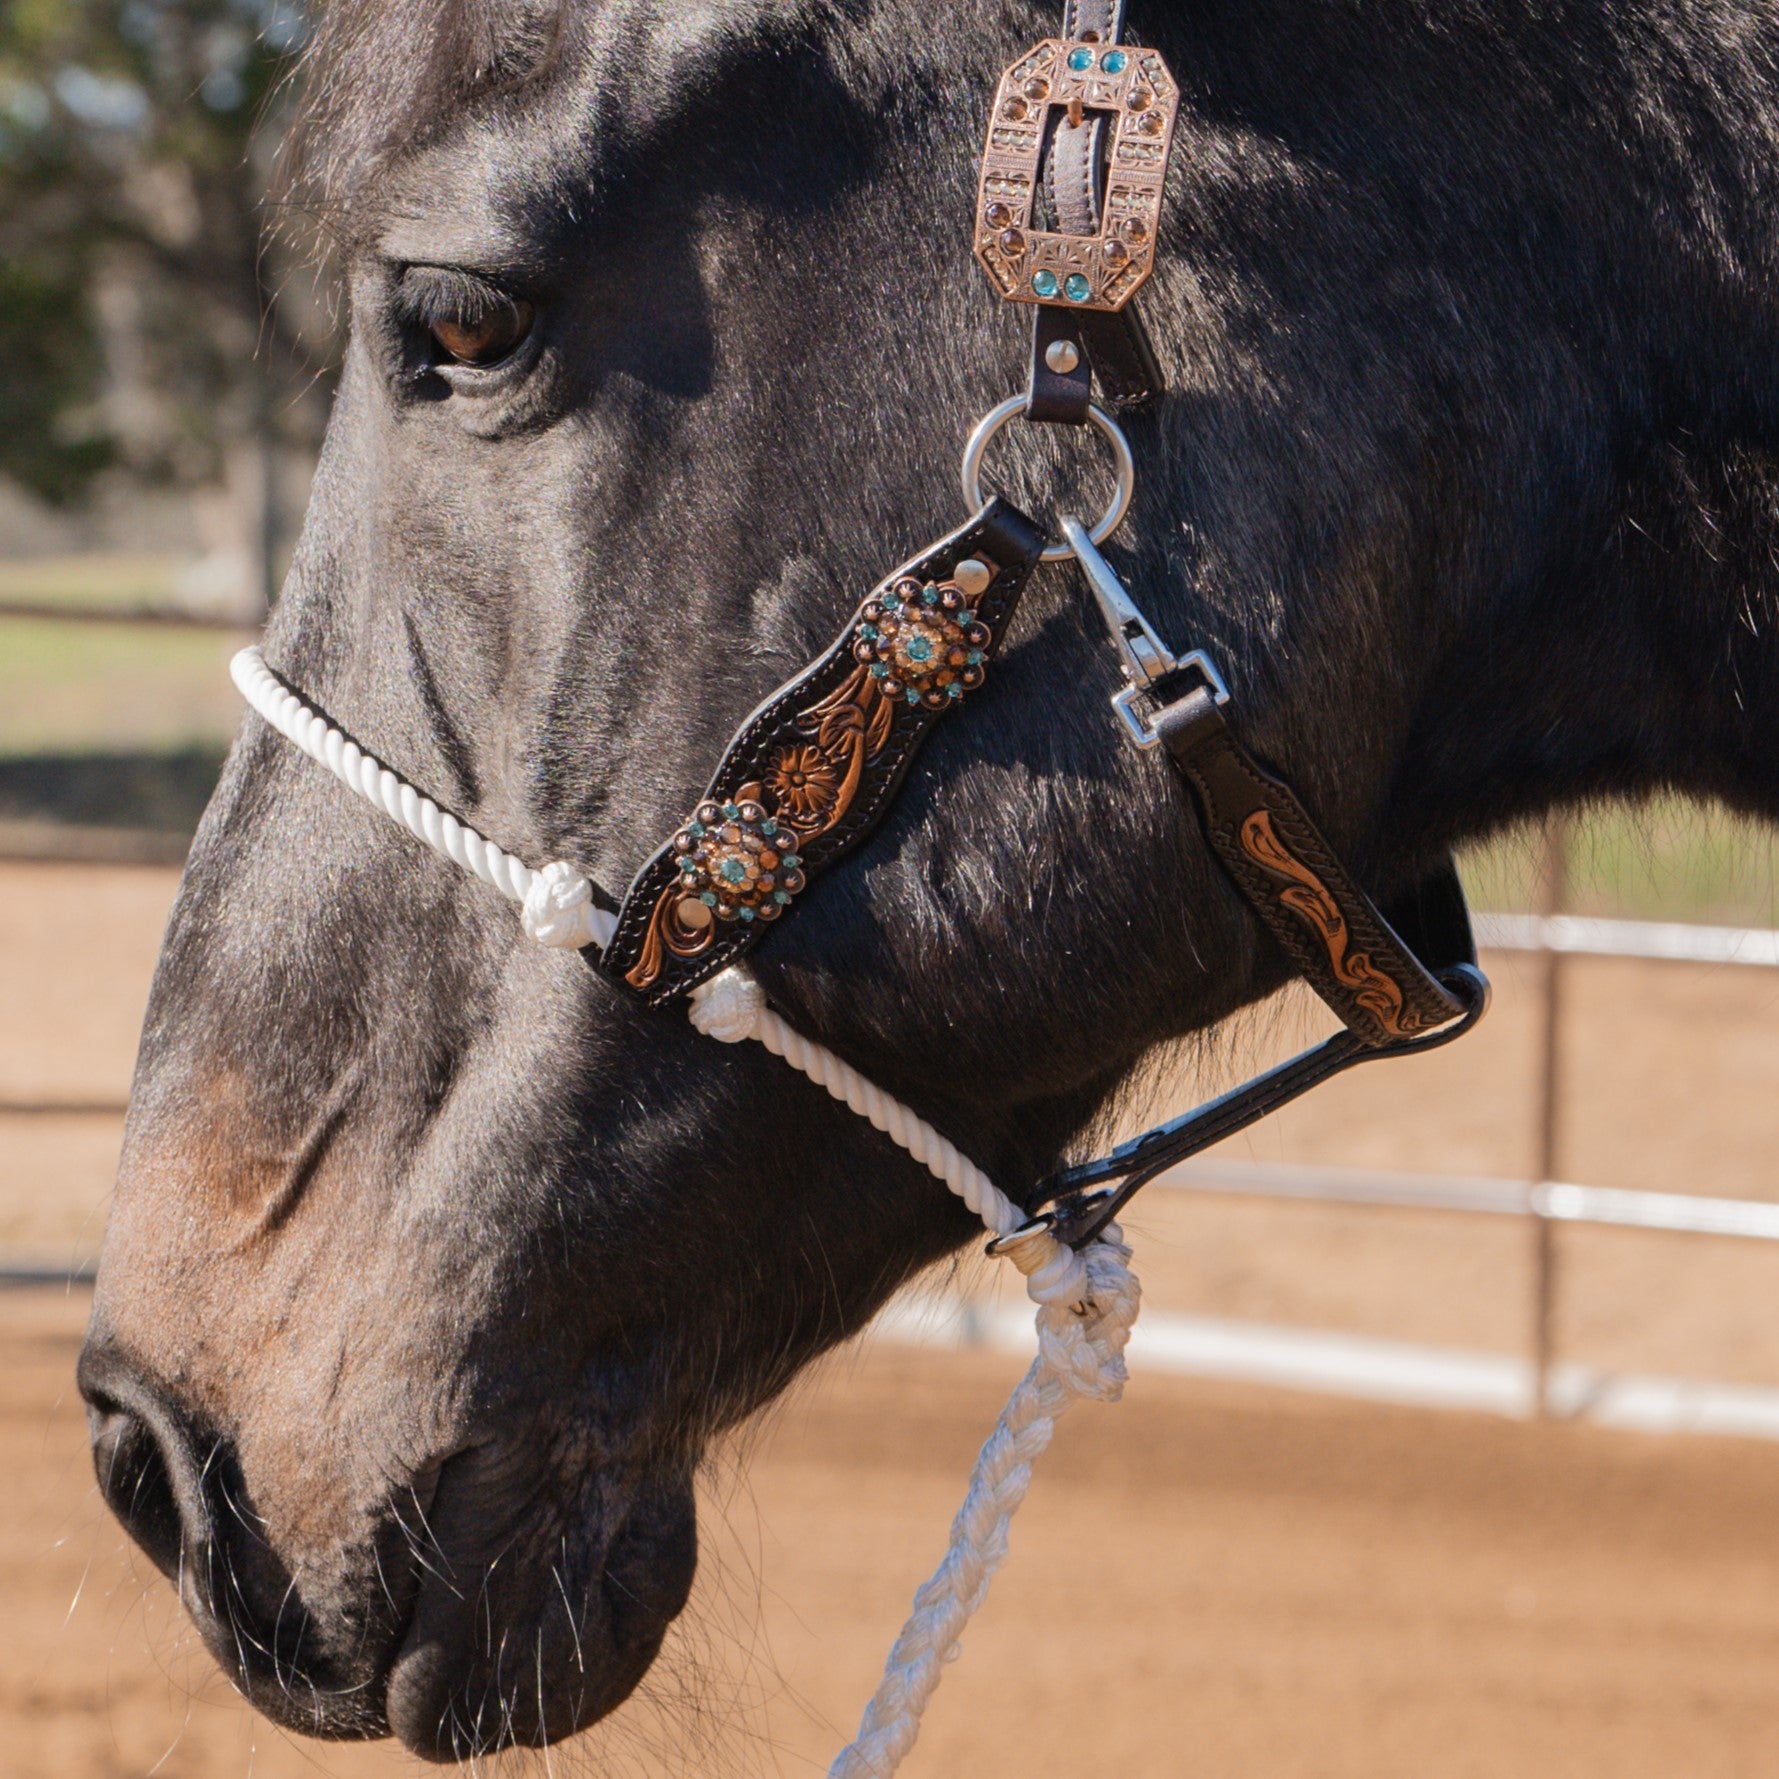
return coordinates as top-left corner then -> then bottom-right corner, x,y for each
1029,305 -> 1093,424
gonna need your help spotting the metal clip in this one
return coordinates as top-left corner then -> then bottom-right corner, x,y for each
1059,514 -> 1231,748
1111,656 -> 1230,749
1060,514 -> 1176,685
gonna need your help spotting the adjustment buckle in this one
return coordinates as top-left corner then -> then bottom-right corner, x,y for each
974,38 -> 1181,313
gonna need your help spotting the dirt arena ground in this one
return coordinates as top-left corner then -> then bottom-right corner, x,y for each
9,857 -> 1779,1775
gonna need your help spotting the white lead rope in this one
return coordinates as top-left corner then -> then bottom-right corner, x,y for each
229,645 -> 1140,1779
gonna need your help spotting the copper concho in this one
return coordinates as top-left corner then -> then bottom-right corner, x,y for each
853,576 -> 991,710
974,38 -> 1180,314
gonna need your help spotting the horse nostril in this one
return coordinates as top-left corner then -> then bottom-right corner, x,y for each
78,1349 -> 201,1585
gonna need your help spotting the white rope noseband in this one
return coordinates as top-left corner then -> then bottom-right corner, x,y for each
231,648 -> 616,951
230,644 -> 1140,1779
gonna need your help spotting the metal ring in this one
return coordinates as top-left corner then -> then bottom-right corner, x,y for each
960,394 -> 1136,562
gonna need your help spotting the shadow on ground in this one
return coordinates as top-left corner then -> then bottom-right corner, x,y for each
0,747 -> 223,836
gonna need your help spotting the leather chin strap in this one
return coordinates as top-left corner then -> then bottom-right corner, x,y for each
1028,948 -> 1488,1250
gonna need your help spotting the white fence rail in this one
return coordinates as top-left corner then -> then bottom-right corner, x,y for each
1161,1157 -> 1779,1243
1476,910 -> 1779,968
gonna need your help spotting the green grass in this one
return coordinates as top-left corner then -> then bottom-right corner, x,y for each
0,549 -> 245,756
0,553 -> 243,833
0,618 -> 243,754
0,551 -> 185,612
1462,802 -> 1779,927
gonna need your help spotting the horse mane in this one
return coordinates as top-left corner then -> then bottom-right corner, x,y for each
274,0 -> 573,230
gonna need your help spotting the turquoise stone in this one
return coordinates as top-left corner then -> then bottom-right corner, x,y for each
1067,46 -> 1094,70
760,818 -> 777,836
1031,268 -> 1059,298
905,689 -> 920,704
722,802 -> 739,819
859,623 -> 878,639
905,635 -> 933,662
1064,272 -> 1092,302
946,683 -> 963,699
967,649 -> 984,665
686,820 -> 705,839
773,889 -> 791,905
1101,48 -> 1127,72
700,891 -> 717,907
922,585 -> 940,605
720,858 -> 746,884
738,906 -> 755,921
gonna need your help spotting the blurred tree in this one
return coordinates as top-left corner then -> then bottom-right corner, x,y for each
0,1 -> 325,601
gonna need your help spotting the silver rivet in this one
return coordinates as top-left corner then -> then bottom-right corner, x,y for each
1044,338 -> 1082,375
953,558 -> 993,597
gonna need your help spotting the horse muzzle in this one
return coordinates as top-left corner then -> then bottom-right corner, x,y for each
384,1435 -> 698,1759
76,1339 -> 698,1758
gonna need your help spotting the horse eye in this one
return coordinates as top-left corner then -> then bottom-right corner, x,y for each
428,299 -> 535,366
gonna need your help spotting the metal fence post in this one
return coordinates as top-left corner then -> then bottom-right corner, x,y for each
1531,819 -> 1570,1418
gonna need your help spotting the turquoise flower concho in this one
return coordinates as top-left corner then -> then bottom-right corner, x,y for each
852,575 -> 991,710
670,801 -> 807,931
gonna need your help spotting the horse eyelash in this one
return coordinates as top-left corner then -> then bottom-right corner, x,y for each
394,265 -> 527,330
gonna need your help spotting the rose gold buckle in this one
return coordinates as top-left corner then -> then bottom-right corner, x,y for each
973,37 -> 1180,314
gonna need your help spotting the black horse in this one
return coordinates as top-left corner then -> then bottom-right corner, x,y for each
77,0 -> 1779,1760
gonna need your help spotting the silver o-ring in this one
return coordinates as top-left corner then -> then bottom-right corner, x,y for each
959,394 -> 1136,562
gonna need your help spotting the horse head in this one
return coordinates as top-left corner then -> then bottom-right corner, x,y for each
79,0 -> 1779,1758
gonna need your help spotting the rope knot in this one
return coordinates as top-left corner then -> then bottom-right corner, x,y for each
993,1221 -> 1091,1308
1024,1226 -> 1139,1406
688,966 -> 768,1043
521,860 -> 603,949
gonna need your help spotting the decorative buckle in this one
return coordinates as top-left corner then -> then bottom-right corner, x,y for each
974,38 -> 1180,313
